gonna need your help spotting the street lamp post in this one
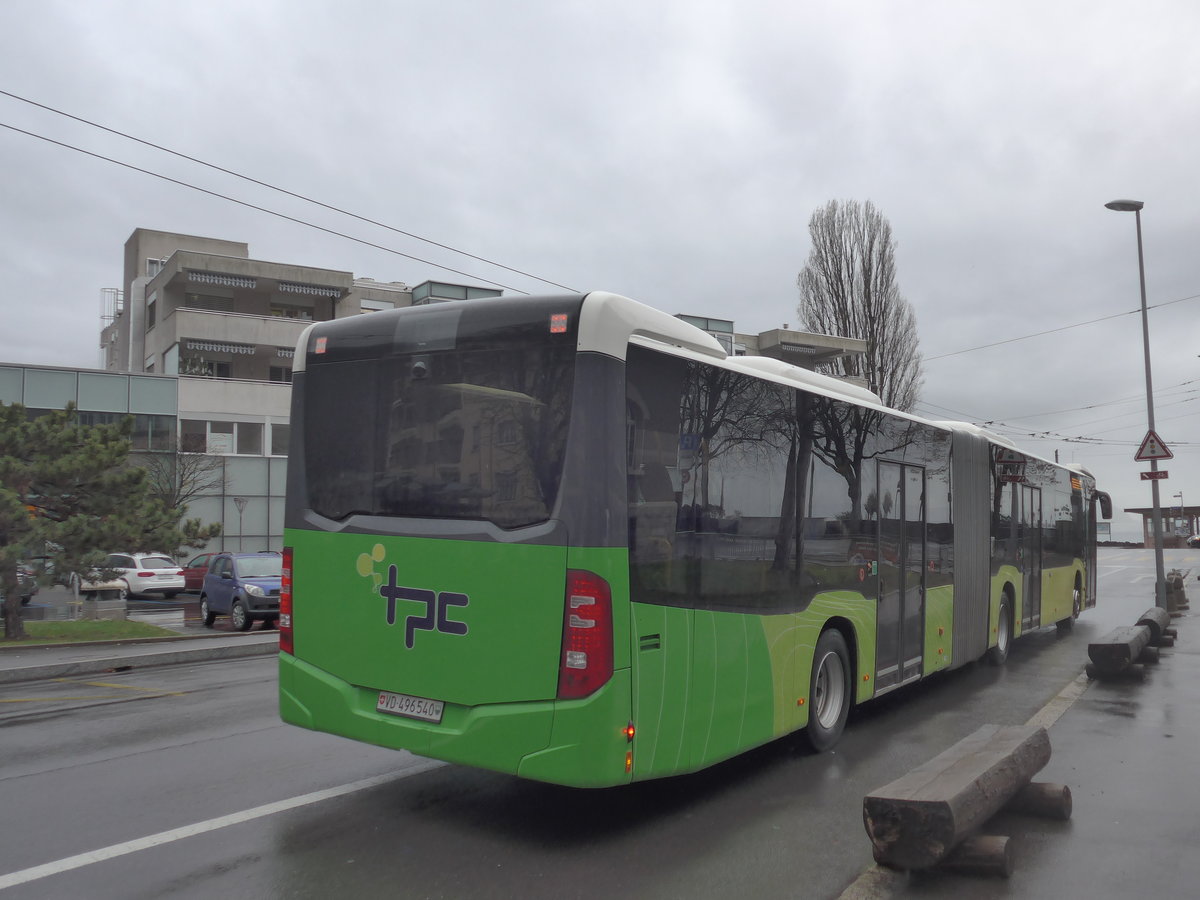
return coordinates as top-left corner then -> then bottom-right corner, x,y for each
1105,199 -> 1167,609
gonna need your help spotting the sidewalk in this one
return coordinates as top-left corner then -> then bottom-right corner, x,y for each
1,585 -> 279,685
0,631 -> 279,685
846,606 -> 1198,899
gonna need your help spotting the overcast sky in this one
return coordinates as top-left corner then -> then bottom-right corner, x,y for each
2,0 -> 1198,540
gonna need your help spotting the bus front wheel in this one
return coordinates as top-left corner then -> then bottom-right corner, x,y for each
805,629 -> 851,752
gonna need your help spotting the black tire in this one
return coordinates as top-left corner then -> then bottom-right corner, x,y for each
118,581 -> 131,602
987,592 -> 1013,665
162,591 -> 180,599
261,617 -> 278,630
231,599 -> 253,632
805,629 -> 852,752
1056,583 -> 1082,633
200,596 -> 216,628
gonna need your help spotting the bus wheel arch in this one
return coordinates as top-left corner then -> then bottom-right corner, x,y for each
804,626 -> 853,752
988,586 -> 1014,665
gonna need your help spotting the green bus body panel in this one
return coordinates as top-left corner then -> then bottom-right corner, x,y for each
280,654 -> 634,787
923,584 -> 954,673
629,592 -> 876,780
1041,561 -> 1085,624
287,529 -> 572,706
283,529 -> 636,787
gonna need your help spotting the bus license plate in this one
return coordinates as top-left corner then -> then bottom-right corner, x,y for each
376,690 -> 444,724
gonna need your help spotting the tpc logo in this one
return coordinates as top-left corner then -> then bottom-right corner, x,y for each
378,565 -> 469,649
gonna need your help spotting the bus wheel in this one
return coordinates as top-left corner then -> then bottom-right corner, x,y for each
988,592 -> 1013,665
1056,584 -> 1082,633
805,629 -> 851,752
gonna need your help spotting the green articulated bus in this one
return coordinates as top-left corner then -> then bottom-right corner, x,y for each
278,291 -> 1112,788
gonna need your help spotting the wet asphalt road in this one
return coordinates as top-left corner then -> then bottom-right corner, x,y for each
0,548 -> 1192,898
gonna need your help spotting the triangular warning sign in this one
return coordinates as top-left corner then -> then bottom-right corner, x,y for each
1135,430 -> 1173,461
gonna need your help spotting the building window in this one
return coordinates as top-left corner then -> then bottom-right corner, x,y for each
270,302 -> 313,320
271,424 -> 290,456
132,414 -> 176,451
181,419 -> 207,453
146,294 -> 157,330
146,258 -> 166,278
180,359 -> 232,378
269,365 -> 292,383
181,419 -> 268,456
237,422 -> 263,455
183,293 -> 235,312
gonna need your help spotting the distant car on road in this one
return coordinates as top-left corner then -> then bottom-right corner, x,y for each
71,553 -> 185,600
1187,534 -> 1200,549
200,551 -> 282,631
180,552 -> 219,592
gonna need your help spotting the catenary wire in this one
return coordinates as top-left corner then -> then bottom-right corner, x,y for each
0,120 -> 536,294
0,89 -> 577,292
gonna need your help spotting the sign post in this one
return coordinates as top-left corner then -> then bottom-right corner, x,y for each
1134,430 -> 1172,607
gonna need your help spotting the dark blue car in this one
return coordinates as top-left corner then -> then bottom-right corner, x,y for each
200,551 -> 282,631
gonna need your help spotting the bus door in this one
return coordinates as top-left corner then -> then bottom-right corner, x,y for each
1019,485 -> 1043,630
876,462 -> 927,692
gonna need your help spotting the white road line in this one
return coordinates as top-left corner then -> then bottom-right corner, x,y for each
0,761 -> 443,891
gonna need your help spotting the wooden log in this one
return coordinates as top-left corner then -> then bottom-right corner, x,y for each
863,724 -> 1050,870
1006,782 -> 1072,820
1086,661 -> 1146,683
1136,607 -> 1171,645
938,835 -> 1014,878
1088,626 -> 1151,674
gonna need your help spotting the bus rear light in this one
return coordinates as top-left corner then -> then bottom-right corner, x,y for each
280,546 -> 294,655
557,570 -> 613,699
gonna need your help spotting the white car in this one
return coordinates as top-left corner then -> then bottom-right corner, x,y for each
74,553 -> 186,600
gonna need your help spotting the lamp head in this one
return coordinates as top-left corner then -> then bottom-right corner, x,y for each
1105,199 -> 1144,212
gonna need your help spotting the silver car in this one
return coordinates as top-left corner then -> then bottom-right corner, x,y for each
75,553 -> 186,600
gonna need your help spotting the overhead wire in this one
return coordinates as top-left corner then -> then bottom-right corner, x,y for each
0,120 -> 540,294
0,89 -> 577,293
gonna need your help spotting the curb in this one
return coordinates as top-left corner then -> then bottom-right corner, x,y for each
0,639 -> 279,685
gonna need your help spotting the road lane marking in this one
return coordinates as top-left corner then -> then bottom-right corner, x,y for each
0,761 -> 443,891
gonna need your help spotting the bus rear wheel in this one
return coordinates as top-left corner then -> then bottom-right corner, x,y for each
805,629 -> 851,752
1056,583 -> 1082,634
988,592 -> 1013,665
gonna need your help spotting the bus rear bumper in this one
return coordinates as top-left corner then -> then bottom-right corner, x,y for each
279,654 -> 633,787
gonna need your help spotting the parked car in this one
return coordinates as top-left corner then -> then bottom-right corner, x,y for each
72,553 -> 186,600
1187,534 -> 1200,549
17,563 -> 39,605
180,552 -> 219,592
0,563 -> 39,606
200,551 -> 282,631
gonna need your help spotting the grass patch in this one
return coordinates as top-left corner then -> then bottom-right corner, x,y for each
0,619 -> 178,646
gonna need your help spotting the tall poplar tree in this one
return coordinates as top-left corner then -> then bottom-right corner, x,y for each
796,199 -> 923,411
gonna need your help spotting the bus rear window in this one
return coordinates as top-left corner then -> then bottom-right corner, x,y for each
304,338 -> 576,528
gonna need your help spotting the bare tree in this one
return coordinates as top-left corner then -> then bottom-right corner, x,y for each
796,199 -> 923,411
138,451 -> 226,512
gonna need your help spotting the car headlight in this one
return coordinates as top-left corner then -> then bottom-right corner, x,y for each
244,584 -> 265,597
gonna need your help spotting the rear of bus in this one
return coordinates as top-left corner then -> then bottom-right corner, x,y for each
278,294 -> 636,787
